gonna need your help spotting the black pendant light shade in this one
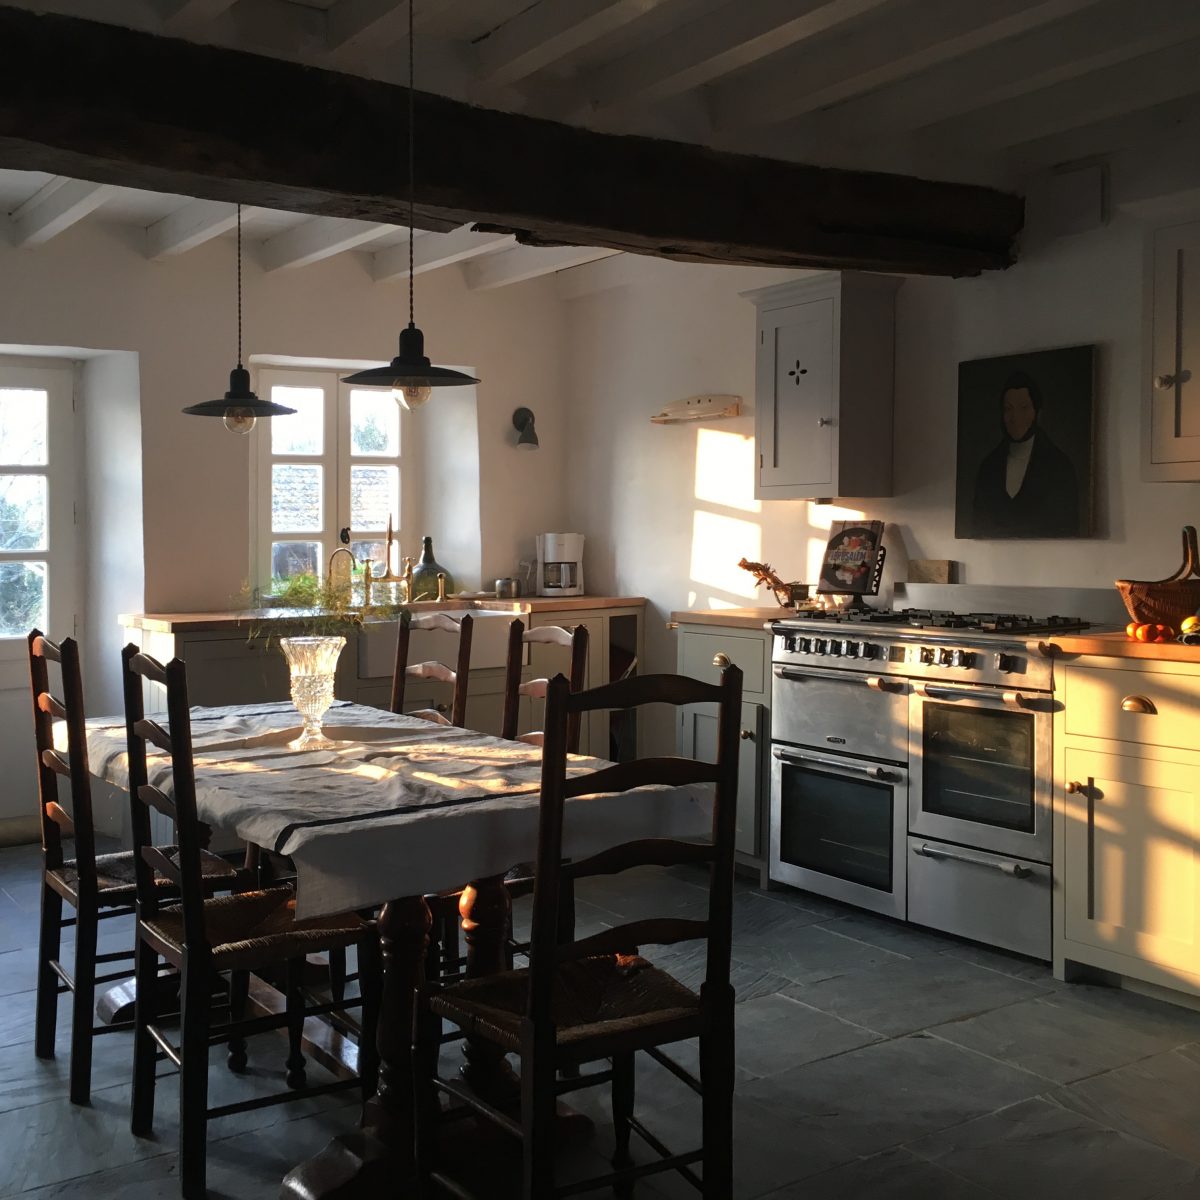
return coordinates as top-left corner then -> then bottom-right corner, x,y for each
183,205 -> 295,433
343,325 -> 479,389
182,366 -> 297,418
344,0 -> 478,406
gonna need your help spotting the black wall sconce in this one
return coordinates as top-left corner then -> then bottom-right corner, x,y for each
512,407 -> 539,450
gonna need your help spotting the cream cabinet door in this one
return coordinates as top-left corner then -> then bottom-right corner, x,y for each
1062,747 -> 1200,976
678,700 -> 763,856
1148,222 -> 1200,478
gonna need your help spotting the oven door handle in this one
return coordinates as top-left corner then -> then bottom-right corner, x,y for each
913,842 -> 1034,879
913,681 -> 1034,708
772,746 -> 900,782
774,667 -> 907,694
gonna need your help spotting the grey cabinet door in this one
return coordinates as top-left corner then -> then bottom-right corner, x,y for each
757,297 -> 836,495
678,700 -> 764,856
1149,222 -> 1200,478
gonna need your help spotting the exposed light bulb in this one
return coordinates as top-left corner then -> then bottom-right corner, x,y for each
223,408 -> 257,435
393,384 -> 432,411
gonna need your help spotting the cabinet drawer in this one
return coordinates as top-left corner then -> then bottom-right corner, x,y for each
679,631 -> 766,693
1063,664 -> 1200,752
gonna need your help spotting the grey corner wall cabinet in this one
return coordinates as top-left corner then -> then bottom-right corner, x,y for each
1145,221 -> 1200,481
671,611 -> 775,879
1054,648 -> 1200,998
742,271 -> 901,501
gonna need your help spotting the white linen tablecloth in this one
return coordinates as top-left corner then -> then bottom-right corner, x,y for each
80,701 -> 713,919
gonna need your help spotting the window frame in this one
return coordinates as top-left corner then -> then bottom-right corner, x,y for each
0,358 -> 77,665
252,366 -> 403,592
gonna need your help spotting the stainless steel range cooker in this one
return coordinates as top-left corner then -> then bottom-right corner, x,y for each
769,608 -> 1090,959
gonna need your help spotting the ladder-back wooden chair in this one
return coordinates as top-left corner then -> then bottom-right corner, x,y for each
501,619 -> 589,754
414,664 -> 743,1199
391,611 -> 474,727
121,645 -> 382,1200
28,630 -> 239,1105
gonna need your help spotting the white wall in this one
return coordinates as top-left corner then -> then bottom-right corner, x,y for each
563,217 -> 1200,749
80,351 -> 144,715
0,222 -> 572,617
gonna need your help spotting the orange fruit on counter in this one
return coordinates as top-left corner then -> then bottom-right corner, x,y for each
1134,625 -> 1154,641
1154,624 -> 1175,641
1126,621 -> 1139,638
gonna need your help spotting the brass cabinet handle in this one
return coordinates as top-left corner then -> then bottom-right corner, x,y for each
713,652 -> 732,669
1120,694 -> 1157,714
740,729 -> 754,741
1066,780 -> 1086,794
666,621 -> 680,630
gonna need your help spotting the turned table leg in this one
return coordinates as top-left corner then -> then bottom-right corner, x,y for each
280,894 -> 431,1200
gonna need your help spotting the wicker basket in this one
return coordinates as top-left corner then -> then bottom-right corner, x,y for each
1116,526 -> 1200,629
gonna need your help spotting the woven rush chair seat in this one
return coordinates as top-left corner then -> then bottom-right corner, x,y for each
143,886 -> 367,971
47,847 -> 237,906
430,952 -> 701,1052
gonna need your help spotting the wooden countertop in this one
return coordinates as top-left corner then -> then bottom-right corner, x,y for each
669,607 -> 789,632
121,596 -> 646,634
1046,631 -> 1200,664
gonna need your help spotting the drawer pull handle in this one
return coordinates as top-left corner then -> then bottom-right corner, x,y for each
1120,694 -> 1156,714
914,843 -> 1033,878
1065,780 -> 1087,794
665,621 -> 680,631
713,652 -> 732,669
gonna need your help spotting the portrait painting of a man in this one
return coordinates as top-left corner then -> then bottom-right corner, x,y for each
955,346 -> 1095,539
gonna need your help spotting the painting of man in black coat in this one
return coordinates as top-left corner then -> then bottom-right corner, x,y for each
955,346 -> 1094,539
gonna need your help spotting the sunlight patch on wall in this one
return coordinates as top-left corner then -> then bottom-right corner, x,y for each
807,535 -> 828,585
690,511 -> 761,599
705,597 -> 739,610
694,428 -> 761,513
806,502 -> 864,531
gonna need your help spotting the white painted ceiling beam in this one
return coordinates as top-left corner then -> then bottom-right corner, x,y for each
8,177 -> 114,247
473,0 -> 672,90
786,0 -> 1200,152
925,32 -> 1200,153
580,0 -> 892,116
373,226 -> 516,283
326,0 -> 438,54
157,0 -> 238,36
462,244 -> 621,291
710,0 -> 1104,130
145,199 -> 258,259
260,217 -> 397,271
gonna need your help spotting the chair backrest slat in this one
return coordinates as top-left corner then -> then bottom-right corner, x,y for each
391,612 -> 474,728
27,630 -> 96,881
501,619 -> 589,753
122,644 -> 207,938
141,844 -> 183,886
525,666 -> 742,1028
564,838 -> 714,880
557,918 -> 710,964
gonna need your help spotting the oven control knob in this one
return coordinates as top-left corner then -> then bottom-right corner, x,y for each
812,638 -> 827,655
841,639 -> 857,658
995,653 -> 1020,673
919,647 -> 936,664
951,649 -> 975,669
827,639 -> 842,657
938,648 -> 955,667
857,641 -> 876,660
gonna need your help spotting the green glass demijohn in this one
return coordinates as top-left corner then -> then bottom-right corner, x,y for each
410,536 -> 453,600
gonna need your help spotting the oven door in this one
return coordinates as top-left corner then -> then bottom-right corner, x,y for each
908,682 -> 1053,863
770,745 -> 908,919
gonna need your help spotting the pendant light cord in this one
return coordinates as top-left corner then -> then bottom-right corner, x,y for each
407,0 -> 415,329
236,203 -> 244,368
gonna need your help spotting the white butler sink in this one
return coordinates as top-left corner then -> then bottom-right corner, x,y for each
357,609 -> 517,679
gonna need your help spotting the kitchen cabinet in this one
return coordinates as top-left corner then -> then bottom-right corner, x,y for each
1054,654 -> 1200,996
673,616 -> 773,877
742,272 -> 900,501
1145,221 -> 1200,480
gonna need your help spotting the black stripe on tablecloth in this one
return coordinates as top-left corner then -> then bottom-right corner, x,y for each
271,784 -> 540,854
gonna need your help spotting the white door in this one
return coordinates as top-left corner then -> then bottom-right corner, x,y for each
0,359 -> 77,827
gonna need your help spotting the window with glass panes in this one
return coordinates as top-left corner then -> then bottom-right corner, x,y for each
0,362 -> 75,644
254,368 -> 401,588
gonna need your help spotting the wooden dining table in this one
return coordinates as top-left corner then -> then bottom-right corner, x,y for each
80,698 -> 713,1197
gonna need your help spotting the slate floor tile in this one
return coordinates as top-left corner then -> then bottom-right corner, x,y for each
731,890 -> 829,940
574,865 -> 709,922
933,994 -> 1199,1083
739,1034 -> 1045,1160
908,1096 -> 1200,1200
1048,982 -> 1200,1045
937,940 -> 1063,986
0,1027 -> 134,1114
761,1146 -> 999,1199
732,921 -> 906,987
649,941 -> 791,1004
813,911 -> 953,959
727,992 -> 880,1078
784,953 -> 1048,1038
1058,1045 -> 1200,1165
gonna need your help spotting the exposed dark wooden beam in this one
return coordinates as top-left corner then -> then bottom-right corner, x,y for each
0,6 -> 1023,276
